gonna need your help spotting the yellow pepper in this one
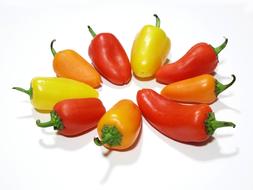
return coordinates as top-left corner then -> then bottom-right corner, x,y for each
131,14 -> 171,79
13,77 -> 98,111
94,99 -> 142,151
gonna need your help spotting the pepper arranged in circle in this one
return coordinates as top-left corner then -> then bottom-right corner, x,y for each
94,99 -> 142,150
88,26 -> 131,85
131,14 -> 171,79
36,98 -> 106,137
156,38 -> 228,84
137,89 -> 235,143
50,40 -> 101,88
13,77 -> 98,111
161,74 -> 236,104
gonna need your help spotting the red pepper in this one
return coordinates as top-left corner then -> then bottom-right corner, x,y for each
155,38 -> 228,84
36,98 -> 106,137
136,89 -> 235,143
88,26 -> 131,85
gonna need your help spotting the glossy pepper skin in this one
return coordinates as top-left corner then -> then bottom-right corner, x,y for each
13,77 -> 98,111
50,40 -> 101,88
156,38 -> 228,84
88,26 -> 131,85
94,99 -> 142,150
131,14 -> 171,79
161,74 -> 236,104
36,98 -> 106,137
137,89 -> 235,143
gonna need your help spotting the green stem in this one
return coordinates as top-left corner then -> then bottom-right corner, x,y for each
36,120 -> 54,127
94,137 -> 103,146
153,14 -> 160,28
205,112 -> 236,136
94,125 -> 122,147
87,25 -> 96,37
36,111 -> 63,130
213,37 -> 228,55
216,74 -> 236,96
50,39 -> 57,56
12,86 -> 32,99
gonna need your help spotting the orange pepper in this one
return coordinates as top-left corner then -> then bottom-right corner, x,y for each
51,39 -> 101,88
94,99 -> 142,151
161,74 -> 236,104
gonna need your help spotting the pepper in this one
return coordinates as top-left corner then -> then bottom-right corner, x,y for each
88,26 -> 131,85
156,38 -> 228,84
13,77 -> 98,111
50,39 -> 101,88
94,99 -> 142,150
131,14 -> 171,79
161,74 -> 236,104
137,89 -> 235,143
36,98 -> 106,137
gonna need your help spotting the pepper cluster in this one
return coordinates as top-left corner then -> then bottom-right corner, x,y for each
13,14 -> 236,151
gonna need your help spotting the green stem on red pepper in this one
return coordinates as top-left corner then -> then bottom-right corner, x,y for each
94,125 -> 122,147
205,112 -> 236,135
88,25 -> 96,37
153,14 -> 160,28
213,37 -> 228,55
50,39 -> 57,56
36,111 -> 64,130
216,74 -> 236,96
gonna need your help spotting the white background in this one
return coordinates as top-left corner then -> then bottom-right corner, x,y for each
0,0 -> 252,189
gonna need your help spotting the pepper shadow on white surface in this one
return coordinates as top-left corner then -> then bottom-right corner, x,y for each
99,127 -> 143,184
142,118 -> 239,162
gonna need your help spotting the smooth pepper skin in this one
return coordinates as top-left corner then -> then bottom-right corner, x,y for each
156,38 -> 228,84
36,98 -> 106,137
88,27 -> 131,85
137,89 -> 235,143
13,77 -> 98,111
51,40 -> 101,88
131,14 -> 171,79
161,74 -> 236,104
94,99 -> 142,150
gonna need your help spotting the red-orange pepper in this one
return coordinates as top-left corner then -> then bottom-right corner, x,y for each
36,98 -> 105,137
137,89 -> 235,143
156,38 -> 228,84
88,26 -> 131,85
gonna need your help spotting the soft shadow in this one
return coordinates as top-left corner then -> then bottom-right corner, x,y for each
212,100 -> 241,113
215,71 -> 233,80
100,128 -> 143,184
39,129 -> 96,151
218,93 -> 235,98
16,114 -> 33,119
33,108 -> 95,151
132,76 -> 165,89
100,77 -> 133,90
17,107 -> 43,119
143,119 -> 239,162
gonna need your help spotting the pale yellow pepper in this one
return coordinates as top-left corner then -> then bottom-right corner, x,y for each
131,14 -> 171,79
13,77 -> 98,111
